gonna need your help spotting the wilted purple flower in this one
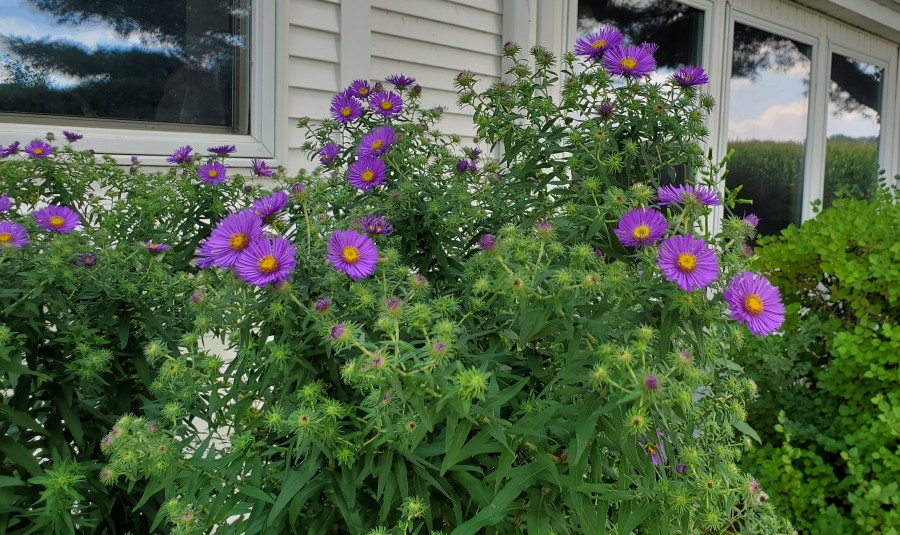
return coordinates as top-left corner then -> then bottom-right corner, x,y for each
411,273 -> 427,287
411,84 -> 422,95
327,229 -> 378,281
190,292 -> 203,303
147,421 -> 159,432
673,65 -> 709,86
2,141 -> 20,157
234,236 -> 296,287
357,214 -> 392,236
330,323 -> 348,341
358,126 -> 396,157
251,159 -> 274,177
23,140 -> 53,159
536,220 -> 554,238
208,144 -> 236,156
34,205 -> 79,233
467,160 -> 478,173
198,162 -> 228,185
291,183 -> 306,197
368,91 -> 403,118
574,28 -> 623,60
614,208 -> 667,248
0,221 -> 29,250
251,191 -> 289,222
385,74 -> 415,88
603,44 -> 656,78
640,432 -> 667,466
130,155 -> 140,165
76,253 -> 97,267
478,234 -> 497,251
676,463 -> 688,474
319,143 -> 340,165
62,130 -> 83,142
598,102 -> 613,117
743,213 -> 760,229
0,194 -> 11,212
167,145 -> 193,164
331,91 -> 363,123
724,272 -> 786,337
657,235 -> 719,292
384,297 -> 403,313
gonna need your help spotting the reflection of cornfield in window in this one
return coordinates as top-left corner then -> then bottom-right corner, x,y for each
0,0 -> 249,128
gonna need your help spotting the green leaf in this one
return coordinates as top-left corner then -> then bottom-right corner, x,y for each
0,436 -> 42,476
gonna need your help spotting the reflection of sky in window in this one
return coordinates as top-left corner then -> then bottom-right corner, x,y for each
827,56 -> 881,138
0,0 -> 168,88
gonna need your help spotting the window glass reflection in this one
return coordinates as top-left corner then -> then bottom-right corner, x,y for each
824,54 -> 882,207
0,0 -> 249,130
726,24 -> 811,236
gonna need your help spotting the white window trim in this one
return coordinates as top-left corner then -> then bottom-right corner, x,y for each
0,1 -> 287,168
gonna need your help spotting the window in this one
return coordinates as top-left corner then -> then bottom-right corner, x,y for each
824,53 -> 883,207
725,23 -> 812,236
0,0 -> 250,133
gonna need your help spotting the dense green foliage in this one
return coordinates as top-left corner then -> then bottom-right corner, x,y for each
737,187 -> 900,534
0,145 -> 262,533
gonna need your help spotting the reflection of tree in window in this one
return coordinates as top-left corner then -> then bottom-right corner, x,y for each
0,0 -> 248,129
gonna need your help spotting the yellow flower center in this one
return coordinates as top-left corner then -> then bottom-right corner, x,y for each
620,57 -> 638,70
207,170 -> 218,178
380,101 -> 393,111
341,107 -> 352,117
677,253 -> 697,272
362,170 -> 375,182
682,73 -> 693,82
632,224 -> 650,240
229,233 -> 249,251
342,246 -> 360,264
591,39 -> 606,49
370,140 -> 383,151
359,88 -> 369,96
0,232 -> 11,243
49,216 -> 65,228
257,255 -> 278,274
33,148 -> 44,155
744,294 -> 764,316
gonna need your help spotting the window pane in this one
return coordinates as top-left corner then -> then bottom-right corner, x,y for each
0,0 -> 249,131
824,54 -> 882,207
577,0 -> 704,77
726,24 -> 811,236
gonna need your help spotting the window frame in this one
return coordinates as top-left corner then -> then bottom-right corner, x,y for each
0,1 -> 286,166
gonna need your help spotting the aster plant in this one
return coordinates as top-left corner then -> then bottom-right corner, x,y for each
1,29 -> 795,535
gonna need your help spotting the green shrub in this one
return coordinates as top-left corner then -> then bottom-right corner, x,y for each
737,187 -> 900,534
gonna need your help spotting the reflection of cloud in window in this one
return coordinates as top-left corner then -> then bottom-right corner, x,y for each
729,99 -> 807,142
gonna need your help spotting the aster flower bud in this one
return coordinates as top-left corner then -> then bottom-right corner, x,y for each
478,233 -> 497,252
643,374 -> 660,392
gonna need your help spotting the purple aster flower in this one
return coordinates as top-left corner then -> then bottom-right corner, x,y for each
235,235 -> 296,287
208,144 -> 237,156
2,141 -> 20,157
347,156 -> 386,190
614,207 -> 667,248
673,65 -> 709,86
574,28 -> 623,60
22,140 -> 53,159
657,184 -> 720,206
198,162 -> 228,185
0,194 -> 11,212
251,191 -> 289,222
348,79 -> 372,99
330,91 -> 363,123
357,126 -> 396,157
251,159 -> 274,177
467,160 -> 478,173
0,221 -> 29,250
657,235 -> 719,292
327,229 -> 379,281
724,271 -> 786,337
315,297 -> 331,313
167,145 -> 193,164
455,159 -> 470,173
603,44 -> 656,78
142,241 -> 170,254
478,234 -> 497,251
639,432 -> 667,466
385,74 -> 415,88
34,205 -> 79,234
743,213 -> 760,229
75,253 -> 97,267
368,91 -> 403,118
319,143 -> 340,165
62,130 -> 83,142
469,147 -> 482,160
197,210 -> 264,269
130,156 -> 140,165
357,214 -> 392,236
640,42 -> 659,55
